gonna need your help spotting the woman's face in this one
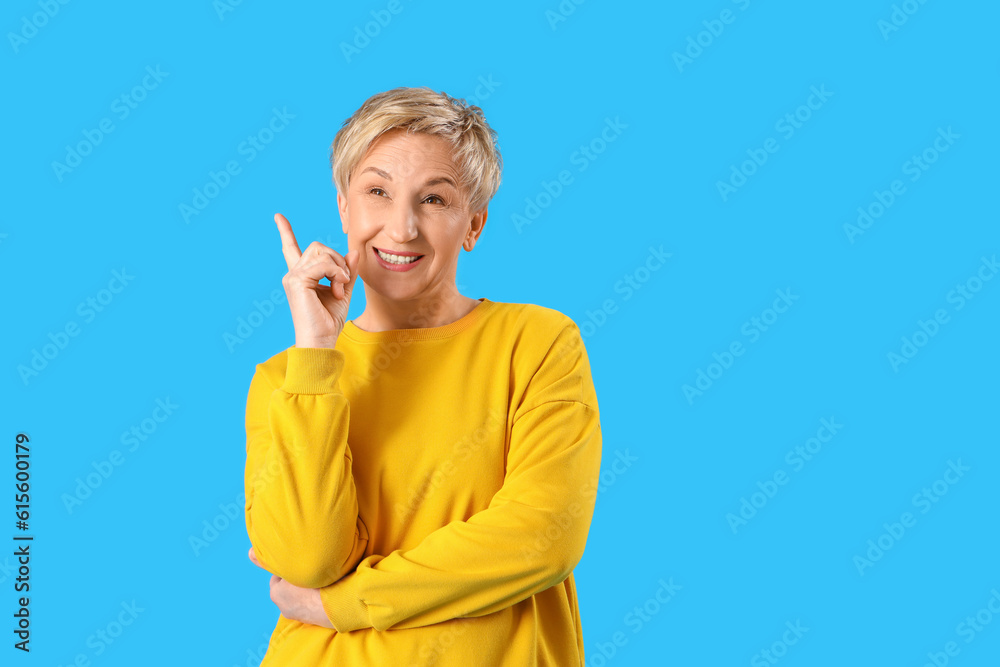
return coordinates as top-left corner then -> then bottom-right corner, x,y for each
338,128 -> 486,304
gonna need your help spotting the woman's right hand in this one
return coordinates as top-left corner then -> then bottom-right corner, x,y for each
275,213 -> 360,349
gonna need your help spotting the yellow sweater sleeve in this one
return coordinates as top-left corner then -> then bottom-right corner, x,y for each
319,323 -> 602,632
244,346 -> 369,589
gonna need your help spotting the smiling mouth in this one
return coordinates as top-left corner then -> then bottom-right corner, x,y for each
374,247 -> 424,265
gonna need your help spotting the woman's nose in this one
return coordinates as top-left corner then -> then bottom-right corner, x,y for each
384,205 -> 419,242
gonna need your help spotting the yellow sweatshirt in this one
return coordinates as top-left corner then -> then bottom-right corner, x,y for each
244,297 -> 602,666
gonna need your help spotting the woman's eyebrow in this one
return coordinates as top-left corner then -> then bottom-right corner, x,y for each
360,166 -> 392,180
360,166 -> 456,189
424,176 -> 457,189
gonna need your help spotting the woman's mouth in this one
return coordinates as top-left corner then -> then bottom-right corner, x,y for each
373,247 -> 425,271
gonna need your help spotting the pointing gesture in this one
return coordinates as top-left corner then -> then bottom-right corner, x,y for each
275,213 -> 360,349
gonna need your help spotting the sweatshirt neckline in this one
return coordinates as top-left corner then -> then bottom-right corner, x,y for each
341,298 -> 493,343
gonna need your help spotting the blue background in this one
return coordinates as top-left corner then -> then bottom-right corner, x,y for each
4,0 -> 998,665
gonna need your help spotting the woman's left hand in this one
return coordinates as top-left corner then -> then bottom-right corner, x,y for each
249,547 -> 334,629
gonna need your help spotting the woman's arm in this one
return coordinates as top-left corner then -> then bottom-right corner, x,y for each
244,346 -> 369,589
318,323 -> 602,632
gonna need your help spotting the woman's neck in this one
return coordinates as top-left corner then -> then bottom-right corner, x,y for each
352,289 -> 480,332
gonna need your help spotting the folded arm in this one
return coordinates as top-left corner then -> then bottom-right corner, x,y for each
244,346 -> 369,589
319,323 -> 602,632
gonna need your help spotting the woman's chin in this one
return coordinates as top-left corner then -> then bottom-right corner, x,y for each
368,281 -> 426,303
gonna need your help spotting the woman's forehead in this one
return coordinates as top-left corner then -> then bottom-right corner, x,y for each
359,133 -> 460,180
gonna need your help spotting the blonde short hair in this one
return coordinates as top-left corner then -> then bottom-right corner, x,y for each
330,86 -> 503,214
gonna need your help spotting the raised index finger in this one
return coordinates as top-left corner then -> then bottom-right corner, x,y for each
274,213 -> 301,271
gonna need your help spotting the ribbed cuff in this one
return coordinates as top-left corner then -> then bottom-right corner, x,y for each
280,347 -> 345,395
320,572 -> 371,633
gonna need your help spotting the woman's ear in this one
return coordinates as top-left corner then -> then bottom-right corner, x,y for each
464,208 -> 487,251
337,190 -> 349,234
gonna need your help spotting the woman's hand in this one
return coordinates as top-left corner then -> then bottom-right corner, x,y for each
249,547 -> 334,629
275,213 -> 360,349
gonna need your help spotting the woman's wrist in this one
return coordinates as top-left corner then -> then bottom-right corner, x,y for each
295,334 -> 340,349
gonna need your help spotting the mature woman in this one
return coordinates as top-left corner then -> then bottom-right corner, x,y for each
244,86 -> 602,665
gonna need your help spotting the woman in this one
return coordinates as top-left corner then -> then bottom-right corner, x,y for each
244,86 -> 602,666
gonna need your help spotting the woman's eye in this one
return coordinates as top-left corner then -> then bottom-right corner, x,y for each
366,188 -> 442,204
